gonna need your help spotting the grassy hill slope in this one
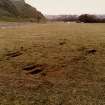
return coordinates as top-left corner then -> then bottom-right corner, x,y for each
0,0 -> 46,22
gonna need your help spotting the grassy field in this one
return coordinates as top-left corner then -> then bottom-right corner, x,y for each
0,22 -> 105,104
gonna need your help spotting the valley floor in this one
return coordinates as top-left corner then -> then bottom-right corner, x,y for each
0,22 -> 105,104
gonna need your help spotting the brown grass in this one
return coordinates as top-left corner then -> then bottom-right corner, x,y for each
0,22 -> 105,104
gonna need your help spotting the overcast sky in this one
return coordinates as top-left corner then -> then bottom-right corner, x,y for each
25,0 -> 105,15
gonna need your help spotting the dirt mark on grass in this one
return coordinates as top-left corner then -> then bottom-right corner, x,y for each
70,46 -> 97,66
6,51 -> 23,58
22,63 -> 47,75
78,46 -> 97,55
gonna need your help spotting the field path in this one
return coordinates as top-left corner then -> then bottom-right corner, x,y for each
0,22 -> 34,29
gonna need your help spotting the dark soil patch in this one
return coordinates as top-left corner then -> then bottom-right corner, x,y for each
59,41 -> 66,45
78,46 -> 97,55
29,69 -> 43,75
23,64 -> 46,75
86,49 -> 97,54
23,64 -> 37,71
6,51 -> 22,58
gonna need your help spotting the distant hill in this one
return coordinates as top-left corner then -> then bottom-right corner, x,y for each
46,14 -> 105,23
45,15 -> 78,22
0,0 -> 46,22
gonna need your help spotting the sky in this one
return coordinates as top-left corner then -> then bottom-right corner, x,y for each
25,0 -> 105,15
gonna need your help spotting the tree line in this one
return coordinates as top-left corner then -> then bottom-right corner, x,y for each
47,14 -> 105,23
78,14 -> 105,23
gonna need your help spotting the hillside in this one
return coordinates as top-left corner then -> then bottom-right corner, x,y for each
0,0 -> 46,22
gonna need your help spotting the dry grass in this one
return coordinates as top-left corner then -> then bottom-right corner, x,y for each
0,22 -> 105,104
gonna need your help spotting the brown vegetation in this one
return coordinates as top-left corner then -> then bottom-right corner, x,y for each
0,22 -> 105,104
